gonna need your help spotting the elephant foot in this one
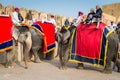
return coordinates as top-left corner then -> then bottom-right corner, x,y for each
117,68 -> 120,73
46,51 -> 54,60
103,69 -> 112,74
10,66 -> 15,68
5,65 -> 14,68
59,66 -> 63,70
27,59 -> 31,62
5,66 -> 10,68
76,63 -> 84,69
116,60 -> 120,73
59,66 -> 67,70
25,66 -> 28,69
34,59 -> 41,63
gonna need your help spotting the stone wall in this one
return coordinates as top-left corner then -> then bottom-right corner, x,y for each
102,13 -> 116,24
102,3 -> 120,22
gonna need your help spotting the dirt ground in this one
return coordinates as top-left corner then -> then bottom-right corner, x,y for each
0,58 -> 119,80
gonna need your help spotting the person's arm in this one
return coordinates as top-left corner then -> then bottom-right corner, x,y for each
52,19 -> 57,27
73,16 -> 81,26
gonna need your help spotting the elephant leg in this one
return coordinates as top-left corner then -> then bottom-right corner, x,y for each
23,33 -> 32,69
5,51 -> 15,68
59,54 -> 64,70
112,54 -> 120,73
59,53 -> 69,70
103,57 -> 112,74
38,48 -> 44,60
23,48 -> 29,69
116,52 -> 120,72
62,53 -> 69,70
46,51 -> 54,60
23,50 -> 29,69
76,63 -> 84,69
32,49 -> 41,63
116,59 -> 120,72
62,59 -> 68,70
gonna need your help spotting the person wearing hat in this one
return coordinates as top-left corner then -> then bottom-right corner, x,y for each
110,21 -> 117,30
12,7 -> 23,26
47,14 -> 57,27
73,11 -> 84,27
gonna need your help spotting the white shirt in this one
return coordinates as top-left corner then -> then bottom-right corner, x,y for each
12,11 -> 20,24
106,26 -> 112,31
45,18 -> 57,27
110,24 -> 117,30
73,16 -> 82,27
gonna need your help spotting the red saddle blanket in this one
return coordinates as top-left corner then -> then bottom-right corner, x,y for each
32,21 -> 56,54
76,23 -> 106,59
70,22 -> 110,67
0,16 -> 13,52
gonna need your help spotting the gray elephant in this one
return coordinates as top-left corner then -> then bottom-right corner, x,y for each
0,26 -> 31,68
0,16 -> 17,68
56,24 -> 120,74
12,25 -> 32,69
76,31 -> 120,74
56,25 -> 76,70
30,23 -> 55,62
0,41 -> 16,68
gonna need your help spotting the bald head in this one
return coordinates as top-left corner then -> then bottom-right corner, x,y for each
96,5 -> 100,10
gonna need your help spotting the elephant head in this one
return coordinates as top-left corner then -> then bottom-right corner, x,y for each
12,25 -> 30,43
56,29 -> 70,44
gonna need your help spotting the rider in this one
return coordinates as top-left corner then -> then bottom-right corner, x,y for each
46,14 -> 57,27
84,8 -> 95,24
94,5 -> 102,19
26,10 -> 33,25
110,21 -> 117,30
93,5 -> 102,29
73,11 -> 84,27
50,14 -> 57,27
12,7 -> 24,26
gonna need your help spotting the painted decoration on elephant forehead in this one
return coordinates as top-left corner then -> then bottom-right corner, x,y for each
70,22 -> 113,67
0,16 -> 13,52
32,21 -> 56,54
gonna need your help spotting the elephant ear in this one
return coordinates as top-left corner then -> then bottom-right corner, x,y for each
12,27 -> 20,40
63,30 -> 70,42
56,30 -> 70,43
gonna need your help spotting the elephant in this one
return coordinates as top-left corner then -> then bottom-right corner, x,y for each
56,25 -> 76,70
0,25 -> 27,68
0,42 -> 16,68
12,25 -> 32,69
29,25 -> 55,62
56,24 -> 120,74
29,28 -> 43,62
13,22 -> 55,68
